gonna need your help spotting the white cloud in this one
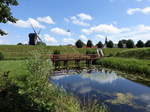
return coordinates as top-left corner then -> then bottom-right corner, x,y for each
44,34 -> 57,43
71,16 -> 90,27
37,16 -> 55,24
65,13 -> 92,27
51,27 -> 72,36
79,35 -> 88,41
11,18 -> 45,28
62,38 -> 76,44
82,24 -> 123,35
127,7 -> 150,15
77,13 -> 93,21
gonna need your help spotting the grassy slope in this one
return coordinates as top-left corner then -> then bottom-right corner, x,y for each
96,57 -> 150,76
116,48 -> 150,59
0,45 -> 129,60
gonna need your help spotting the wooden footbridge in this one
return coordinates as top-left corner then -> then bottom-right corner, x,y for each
50,53 -> 102,68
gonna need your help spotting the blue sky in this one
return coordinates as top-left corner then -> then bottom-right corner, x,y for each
1,0 -> 150,45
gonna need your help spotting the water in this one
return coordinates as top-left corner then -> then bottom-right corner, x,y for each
51,69 -> 150,112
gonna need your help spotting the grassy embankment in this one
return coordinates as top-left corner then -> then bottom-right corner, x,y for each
0,45 -> 127,60
96,48 -> 150,76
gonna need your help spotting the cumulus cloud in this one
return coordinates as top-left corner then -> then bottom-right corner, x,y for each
37,16 -> 55,24
51,27 -> 72,36
79,35 -> 88,41
127,7 -> 150,15
44,34 -> 57,43
81,23 -> 150,43
77,13 -> 93,21
81,24 -> 124,35
65,13 -> 93,27
62,38 -> 76,44
11,18 -> 45,28
70,16 -> 90,27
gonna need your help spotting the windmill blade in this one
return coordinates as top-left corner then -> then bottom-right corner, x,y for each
37,35 -> 42,42
31,24 -> 37,34
38,29 -> 42,35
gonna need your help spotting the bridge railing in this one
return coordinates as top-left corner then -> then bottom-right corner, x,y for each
50,54 -> 100,61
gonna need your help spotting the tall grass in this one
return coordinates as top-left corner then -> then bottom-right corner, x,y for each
116,48 -> 150,59
96,57 -> 150,76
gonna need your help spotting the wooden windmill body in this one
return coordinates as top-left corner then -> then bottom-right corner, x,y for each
28,24 -> 42,45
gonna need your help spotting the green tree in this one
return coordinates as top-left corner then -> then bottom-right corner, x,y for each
136,40 -> 144,48
87,40 -> 93,48
145,40 -> 150,47
107,40 -> 114,48
96,41 -> 103,48
75,40 -> 84,48
126,39 -> 134,48
0,0 -> 19,36
118,40 -> 124,48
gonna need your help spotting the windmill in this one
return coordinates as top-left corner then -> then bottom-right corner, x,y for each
28,24 -> 43,45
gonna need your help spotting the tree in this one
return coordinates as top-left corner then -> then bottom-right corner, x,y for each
97,41 -> 103,48
145,40 -> 150,47
136,40 -> 144,48
87,40 -> 93,48
0,0 -> 19,36
107,40 -> 114,48
126,39 -> 134,48
75,40 -> 84,48
118,40 -> 124,48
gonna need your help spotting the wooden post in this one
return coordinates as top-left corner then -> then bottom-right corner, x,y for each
75,60 -> 80,68
64,60 -> 68,68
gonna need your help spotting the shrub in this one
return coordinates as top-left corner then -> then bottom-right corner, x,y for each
53,50 -> 60,54
17,43 -> 23,45
0,52 -> 4,60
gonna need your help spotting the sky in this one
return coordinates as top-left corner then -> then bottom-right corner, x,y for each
0,0 -> 150,45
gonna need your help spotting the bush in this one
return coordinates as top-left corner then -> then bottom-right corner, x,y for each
37,42 -> 46,46
53,50 -> 60,54
17,43 -> 23,45
0,52 -> 4,60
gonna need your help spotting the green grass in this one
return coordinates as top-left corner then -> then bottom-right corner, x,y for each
96,57 -> 150,76
0,45 -> 129,60
116,48 -> 150,59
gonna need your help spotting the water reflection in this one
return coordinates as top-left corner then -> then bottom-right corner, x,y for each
51,69 -> 150,112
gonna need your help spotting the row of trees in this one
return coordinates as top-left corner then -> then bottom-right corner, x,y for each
75,39 -> 150,48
